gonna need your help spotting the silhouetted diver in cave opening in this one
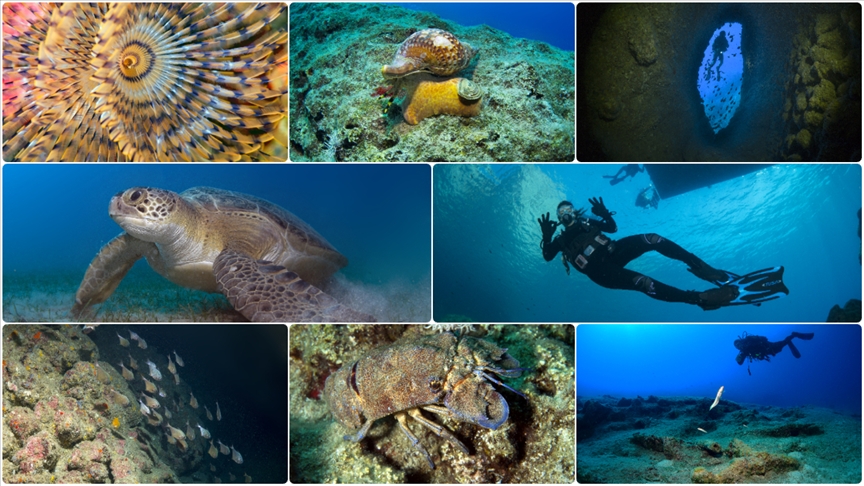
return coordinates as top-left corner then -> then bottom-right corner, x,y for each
705,31 -> 729,81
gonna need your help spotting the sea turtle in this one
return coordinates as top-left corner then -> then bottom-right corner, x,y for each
71,186 -> 375,322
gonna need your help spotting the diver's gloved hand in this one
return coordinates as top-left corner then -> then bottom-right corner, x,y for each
589,197 -> 614,220
538,212 -> 559,240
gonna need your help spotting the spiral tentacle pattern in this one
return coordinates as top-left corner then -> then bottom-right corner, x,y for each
3,2 -> 287,162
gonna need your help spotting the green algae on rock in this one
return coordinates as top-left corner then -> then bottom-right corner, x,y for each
289,3 -> 574,162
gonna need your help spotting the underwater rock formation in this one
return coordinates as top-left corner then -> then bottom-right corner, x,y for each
1,325 -> 197,483
826,298 -> 862,322
692,451 -> 800,483
290,3 -> 574,162
578,394 -> 860,483
779,6 -> 861,161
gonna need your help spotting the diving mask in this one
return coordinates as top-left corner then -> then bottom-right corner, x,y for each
557,205 -> 576,226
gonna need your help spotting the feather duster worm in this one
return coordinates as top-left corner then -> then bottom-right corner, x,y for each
2,2 -> 287,162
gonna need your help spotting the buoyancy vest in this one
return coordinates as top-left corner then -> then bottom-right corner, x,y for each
560,219 -> 615,274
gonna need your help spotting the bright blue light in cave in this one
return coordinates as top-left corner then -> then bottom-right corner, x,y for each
697,22 -> 743,134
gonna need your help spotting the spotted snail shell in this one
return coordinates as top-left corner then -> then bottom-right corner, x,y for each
381,28 -> 477,78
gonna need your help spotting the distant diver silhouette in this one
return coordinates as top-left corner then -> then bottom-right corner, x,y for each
734,331 -> 815,375
603,164 -> 644,186
705,31 -> 729,81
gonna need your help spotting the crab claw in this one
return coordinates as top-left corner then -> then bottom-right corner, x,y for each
444,379 -> 509,430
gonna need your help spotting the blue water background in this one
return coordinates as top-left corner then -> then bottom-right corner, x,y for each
397,2 -> 575,51
577,324 -> 861,414
2,164 -> 430,295
433,164 -> 862,322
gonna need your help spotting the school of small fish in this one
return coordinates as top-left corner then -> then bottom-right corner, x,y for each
104,327 -> 249,480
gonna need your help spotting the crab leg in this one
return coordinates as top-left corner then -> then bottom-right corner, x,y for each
410,408 -> 469,454
343,418 -> 374,442
394,412 -> 435,469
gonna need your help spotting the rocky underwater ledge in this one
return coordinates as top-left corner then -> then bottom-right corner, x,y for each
577,394 -> 861,483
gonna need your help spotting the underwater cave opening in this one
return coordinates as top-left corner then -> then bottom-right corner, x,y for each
697,22 -> 744,134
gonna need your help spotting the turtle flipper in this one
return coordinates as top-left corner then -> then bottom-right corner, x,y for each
72,233 -> 155,319
213,249 -> 375,322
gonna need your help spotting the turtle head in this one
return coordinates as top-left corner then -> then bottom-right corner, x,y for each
110,187 -> 187,243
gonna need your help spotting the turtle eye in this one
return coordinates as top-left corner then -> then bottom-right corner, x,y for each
130,190 -> 142,202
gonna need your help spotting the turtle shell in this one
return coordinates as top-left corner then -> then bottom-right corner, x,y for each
181,186 -> 348,274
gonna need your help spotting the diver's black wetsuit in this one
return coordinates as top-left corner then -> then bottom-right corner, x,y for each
734,331 -> 815,365
541,213 -> 716,305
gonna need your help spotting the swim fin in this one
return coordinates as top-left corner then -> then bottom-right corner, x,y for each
701,266 -> 789,310
787,340 -> 801,358
786,332 -> 814,358
791,332 -> 814,340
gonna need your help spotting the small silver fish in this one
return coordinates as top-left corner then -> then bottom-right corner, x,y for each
138,337 -> 148,350
218,439 -> 230,455
82,324 -> 100,334
138,399 -> 151,415
174,350 -> 184,367
244,473 -> 251,483
173,372 -> 180,385
117,333 -> 130,347
165,408 -> 172,419
167,355 -> 176,375
208,440 -> 219,459
186,420 -> 196,440
129,330 -> 141,342
141,374 -> 157,394
128,354 -> 138,370
119,363 -> 134,381
111,389 -> 130,406
231,445 -> 243,464
166,422 -> 186,440
197,423 -> 211,439
205,405 -> 213,421
216,401 -> 222,421
190,392 -> 199,409
158,387 -> 167,398
148,409 -> 163,426
210,464 -> 216,472
141,393 -> 160,409
146,359 -> 162,381
229,473 -> 236,481
94,364 -> 110,383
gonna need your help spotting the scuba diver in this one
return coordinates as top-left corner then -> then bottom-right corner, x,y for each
603,164 -> 644,186
539,198 -> 741,310
635,185 -> 660,209
704,30 -> 729,81
734,331 -> 815,375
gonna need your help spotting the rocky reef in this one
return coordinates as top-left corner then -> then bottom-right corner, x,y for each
779,6 -> 861,161
577,394 -> 860,483
290,324 -> 574,483
289,3 -> 574,162
2,326 -> 199,483
826,298 -> 862,322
